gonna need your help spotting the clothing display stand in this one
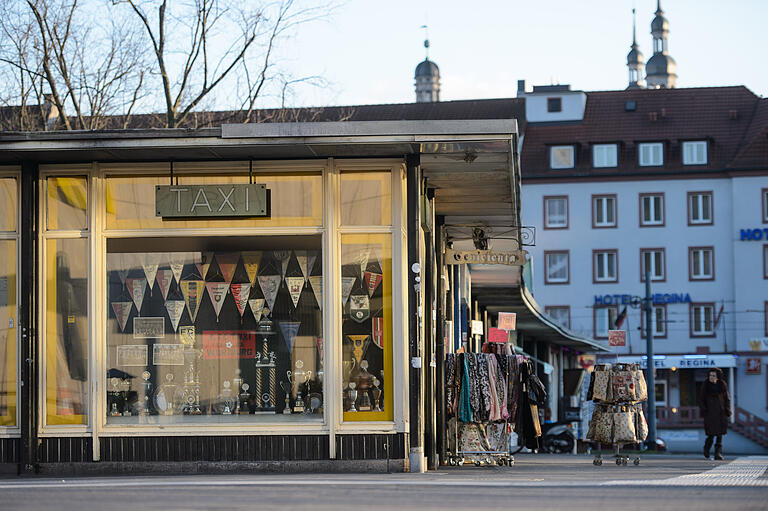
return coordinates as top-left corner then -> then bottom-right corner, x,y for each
586,363 -> 649,467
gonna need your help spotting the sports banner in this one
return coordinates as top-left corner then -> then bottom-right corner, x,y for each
248,298 -> 266,323
372,316 -> 384,349
285,276 -> 304,308
364,271 -> 383,297
258,275 -> 281,312
341,277 -> 356,306
279,321 -> 301,353
155,269 -> 173,301
216,253 -> 239,284
180,280 -> 205,322
126,277 -> 147,314
241,252 -> 261,285
309,275 -> 322,310
165,299 -> 185,332
230,283 -> 251,319
205,282 -> 230,321
111,301 -> 132,332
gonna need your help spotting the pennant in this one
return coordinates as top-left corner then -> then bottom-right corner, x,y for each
349,293 -> 370,323
111,301 -> 132,332
258,275 -> 282,312
315,337 -> 323,361
274,250 -> 291,278
205,282 -> 230,321
295,251 -> 308,280
196,251 -> 214,281
305,252 -> 318,282
346,334 -> 370,364
357,249 -> 370,278
285,276 -> 304,309
242,252 -> 261,285
168,254 -> 186,284
341,277 -> 356,306
249,298 -> 266,323
309,275 -> 323,310
155,269 -> 173,301
279,321 -> 301,353
364,271 -> 383,297
117,269 -> 129,288
141,256 -> 159,297
180,280 -> 205,322
230,283 -> 251,319
216,253 -> 239,284
372,316 -> 384,349
126,278 -> 147,314
165,299 -> 185,332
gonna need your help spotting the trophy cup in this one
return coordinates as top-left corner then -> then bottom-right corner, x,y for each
233,370 -> 244,415
347,382 -> 358,412
292,361 -> 312,414
109,377 -> 122,417
238,383 -> 251,415
154,373 -> 178,416
181,330 -> 202,415
121,378 -> 133,416
356,360 -> 373,412
281,373 -> 292,414
216,380 -> 236,415
254,318 -> 277,413
372,377 -> 382,412
140,371 -> 152,416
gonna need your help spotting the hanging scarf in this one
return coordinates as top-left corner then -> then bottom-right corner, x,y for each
476,354 -> 492,421
458,355 -> 473,422
466,354 -> 481,419
507,355 -> 520,422
445,354 -> 456,416
493,354 -> 509,420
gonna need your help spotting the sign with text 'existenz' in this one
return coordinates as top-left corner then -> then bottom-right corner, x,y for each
445,248 -> 527,266
156,184 -> 268,218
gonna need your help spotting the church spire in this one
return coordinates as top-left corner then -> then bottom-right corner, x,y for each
646,0 -> 677,88
414,25 -> 440,103
626,8 -> 645,89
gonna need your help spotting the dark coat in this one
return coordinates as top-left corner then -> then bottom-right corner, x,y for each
698,380 -> 731,436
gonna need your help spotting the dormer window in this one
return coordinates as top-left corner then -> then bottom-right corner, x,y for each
682,141 -> 708,165
550,145 -> 574,169
593,144 -> 618,168
639,142 -> 664,166
547,97 -> 562,112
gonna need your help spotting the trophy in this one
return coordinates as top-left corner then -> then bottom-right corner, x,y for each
181,328 -> 202,415
347,382 -> 358,412
356,360 -> 373,412
121,378 -> 133,416
154,373 -> 178,416
109,377 -> 122,417
292,360 -> 312,414
140,371 -> 152,416
282,373 -> 293,414
254,318 -> 277,413
233,370 -> 244,414
237,383 -> 250,415
215,380 -> 236,415
372,377 -> 382,412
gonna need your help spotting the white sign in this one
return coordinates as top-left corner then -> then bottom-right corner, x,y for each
498,312 -> 517,331
471,320 -> 484,336
445,248 -> 527,266
615,354 -> 737,369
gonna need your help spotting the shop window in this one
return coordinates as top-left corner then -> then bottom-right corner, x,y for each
341,234 -> 392,421
105,171 -> 323,230
655,380 -> 667,406
0,238 -> 17,426
545,306 -> 570,329
340,172 -> 392,226
592,195 -> 617,228
682,141 -> 707,165
544,251 -> 569,284
1,177 -> 17,232
593,144 -> 618,168
47,176 -> 88,231
549,146 -> 574,169
688,191 -> 713,225
640,193 -> 664,226
690,303 -> 715,337
640,248 -> 665,282
689,247 -> 714,280
594,305 -> 618,339
593,250 -> 618,283
638,142 -> 663,167
543,196 -> 568,229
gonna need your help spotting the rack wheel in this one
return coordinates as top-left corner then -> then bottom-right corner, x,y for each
622,457 -> 628,466
593,458 -> 602,466
509,456 -> 515,466
497,458 -> 505,466
615,458 -> 622,465
475,460 -> 482,467
459,457 -> 465,465
634,458 -> 640,466
448,458 -> 456,466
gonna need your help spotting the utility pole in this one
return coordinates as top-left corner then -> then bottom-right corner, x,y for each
644,270 -> 657,447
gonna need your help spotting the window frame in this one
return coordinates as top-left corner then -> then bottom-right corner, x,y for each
592,194 -> 618,229
549,145 -> 575,170
544,250 -> 570,285
640,248 -> 666,282
593,249 -> 619,284
764,245 -> 768,280
762,188 -> 768,224
543,195 -> 569,230
689,246 -> 715,281
690,302 -> 716,338
687,191 -> 714,226
545,305 -> 571,329
547,97 -> 562,113
639,193 -> 665,227
682,140 -> 708,166
594,304 -> 619,340
592,144 -> 618,168
638,142 -> 664,167
640,304 -> 668,339
765,301 -> 768,336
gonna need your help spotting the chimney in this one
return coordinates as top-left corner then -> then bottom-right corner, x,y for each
517,80 -> 526,97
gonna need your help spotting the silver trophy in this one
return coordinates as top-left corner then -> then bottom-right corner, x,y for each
281,376 -> 292,415
292,360 -> 312,414
109,377 -> 122,417
140,371 -> 152,416
347,382 -> 358,412
372,377 -> 382,412
238,383 -> 251,415
216,380 -> 235,415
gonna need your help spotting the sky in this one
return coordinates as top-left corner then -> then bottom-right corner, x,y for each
270,0 -> 768,108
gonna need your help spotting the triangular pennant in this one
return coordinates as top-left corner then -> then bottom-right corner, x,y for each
364,271 -> 383,297
111,301 -> 132,332
155,269 -> 173,301
248,298 -> 266,323
216,253 -> 239,285
341,277 -> 356,306
357,249 -> 370,278
295,251 -> 308,280
117,269 -> 129,287
230,283 -> 251,319
305,253 -> 318,282
242,252 -> 261,285
258,275 -> 282,312
309,275 -> 322,310
349,293 -> 370,323
315,337 -> 323,362
205,282 -> 230,321
279,321 -> 301,353
285,276 -> 304,309
169,254 -> 186,284
165,300 -> 185,332
196,251 -> 214,281
372,316 -> 384,349
346,334 -> 370,364
141,256 -> 159,297
274,250 -> 291,278
180,280 -> 205,322
126,278 -> 147,314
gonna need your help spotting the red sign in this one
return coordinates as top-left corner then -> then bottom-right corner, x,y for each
608,330 -> 626,347
202,331 -> 256,359
746,358 -> 762,375
488,327 -> 508,343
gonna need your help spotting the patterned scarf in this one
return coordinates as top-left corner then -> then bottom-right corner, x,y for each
445,354 -> 456,416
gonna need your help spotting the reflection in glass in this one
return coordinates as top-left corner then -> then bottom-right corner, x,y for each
45,238 -> 89,425
0,240 -> 16,425
341,234 -> 392,421
0,177 -> 17,232
340,172 -> 391,226
47,177 -> 87,230
106,243 -> 323,424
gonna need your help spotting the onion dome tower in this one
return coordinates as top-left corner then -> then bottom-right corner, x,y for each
645,0 -> 677,88
626,9 -> 645,89
414,35 -> 440,103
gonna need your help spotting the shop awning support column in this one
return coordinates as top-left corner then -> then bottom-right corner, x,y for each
435,219 -> 446,466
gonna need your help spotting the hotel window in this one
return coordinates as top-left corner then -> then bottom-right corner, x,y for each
764,245 -> 768,279
593,144 -> 618,168
543,196 -> 568,229
595,305 -> 618,339
691,303 -> 715,336
593,250 -> 618,283
544,251 -> 569,284
641,305 -> 667,338
688,192 -> 713,225
689,247 -> 714,280
592,195 -> 617,228
545,306 -> 570,329
549,146 -> 574,169
640,193 -> 664,226
682,141 -> 708,165
765,301 -> 768,336
638,142 -> 663,166
762,189 -> 768,223
640,248 -> 665,282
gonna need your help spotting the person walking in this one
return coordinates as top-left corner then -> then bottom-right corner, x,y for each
698,368 -> 731,460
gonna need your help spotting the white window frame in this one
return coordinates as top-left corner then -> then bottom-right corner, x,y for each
593,144 -> 618,168
544,251 -> 569,284
592,195 -> 617,228
654,380 -> 668,407
642,305 -> 667,338
641,249 -> 665,282
543,196 -> 568,229
549,146 -> 575,170
762,189 -> 768,223
595,306 -> 618,339
682,141 -> 708,165
690,247 -> 714,280
638,142 -> 664,167
691,303 -> 715,336
594,250 -> 618,283
688,192 -> 713,225
640,194 -> 664,226
545,306 -> 570,329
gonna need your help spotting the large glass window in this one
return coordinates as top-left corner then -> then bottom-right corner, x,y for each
689,247 -> 714,280
592,195 -> 617,228
594,306 -> 617,339
593,144 -> 618,168
544,251 -> 569,284
0,239 -> 17,426
543,196 -> 567,229
1,178 -> 17,232
641,248 -> 665,282
105,238 -> 323,424
549,146 -> 574,169
691,304 -> 715,336
47,176 -> 88,231
640,193 -> 664,226
340,172 -> 392,226
688,192 -> 713,225
594,250 -> 618,283
639,143 -> 663,166
545,306 -> 570,329
682,141 -> 707,165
